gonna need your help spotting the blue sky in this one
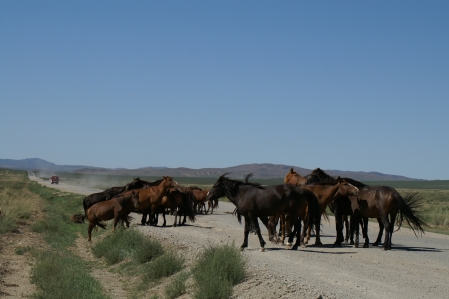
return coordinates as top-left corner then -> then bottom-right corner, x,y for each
1,1 -> 448,180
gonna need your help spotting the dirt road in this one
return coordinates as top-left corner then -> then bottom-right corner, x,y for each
32,174 -> 449,299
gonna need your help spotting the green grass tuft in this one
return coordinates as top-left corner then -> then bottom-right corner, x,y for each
165,271 -> 190,299
191,243 -> 246,299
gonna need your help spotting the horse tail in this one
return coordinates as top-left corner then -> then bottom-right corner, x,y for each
305,191 -> 320,232
213,198 -> 219,209
183,191 -> 196,223
96,221 -> 107,230
233,208 -> 242,224
395,192 -> 427,236
83,197 -> 88,217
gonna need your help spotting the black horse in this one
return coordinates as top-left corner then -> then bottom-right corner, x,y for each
205,173 -> 319,251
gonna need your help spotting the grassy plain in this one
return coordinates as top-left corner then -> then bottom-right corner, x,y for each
1,168 -> 248,298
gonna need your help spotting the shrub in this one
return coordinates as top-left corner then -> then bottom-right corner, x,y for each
191,243 -> 246,299
164,271 -> 189,299
141,251 -> 184,283
31,251 -> 108,299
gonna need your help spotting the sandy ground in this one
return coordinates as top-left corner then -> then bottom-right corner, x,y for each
1,174 -> 448,299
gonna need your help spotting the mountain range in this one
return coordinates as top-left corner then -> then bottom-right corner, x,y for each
0,158 -> 419,181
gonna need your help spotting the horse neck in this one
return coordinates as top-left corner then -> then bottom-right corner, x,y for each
305,183 -> 339,207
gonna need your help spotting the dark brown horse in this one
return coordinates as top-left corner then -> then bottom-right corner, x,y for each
205,174 -> 319,251
87,191 -> 138,242
351,187 -> 427,250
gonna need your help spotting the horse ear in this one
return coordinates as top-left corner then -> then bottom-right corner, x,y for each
290,168 -> 294,173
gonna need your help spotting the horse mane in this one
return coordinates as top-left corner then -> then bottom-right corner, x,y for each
340,177 -> 368,188
243,174 -> 264,188
187,186 -> 203,191
218,173 -> 264,198
305,168 -> 335,184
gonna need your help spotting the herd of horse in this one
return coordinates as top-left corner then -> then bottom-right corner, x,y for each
81,168 -> 427,251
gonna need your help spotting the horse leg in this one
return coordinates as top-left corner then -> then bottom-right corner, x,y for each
362,217 -> 370,248
349,215 -> 355,245
240,216 -> 251,251
379,213 -> 391,251
353,213 -> 360,248
249,214 -> 266,252
343,215 -> 350,244
386,212 -> 397,250
281,213 -> 286,244
88,221 -> 95,242
161,209 -> 166,227
373,218 -> 384,246
141,211 -> 147,226
333,206 -> 344,246
314,216 -> 322,246
292,217 -> 303,250
173,208 -> 178,227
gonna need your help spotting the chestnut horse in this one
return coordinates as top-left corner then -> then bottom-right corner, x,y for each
189,187 -> 214,214
206,174 -> 319,251
87,191 -> 138,242
132,176 -> 178,223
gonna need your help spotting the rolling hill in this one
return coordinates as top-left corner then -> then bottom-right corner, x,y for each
0,158 -> 419,181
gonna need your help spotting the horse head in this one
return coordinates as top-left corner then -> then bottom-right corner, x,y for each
284,168 -> 307,186
336,177 -> 359,197
206,173 -> 230,201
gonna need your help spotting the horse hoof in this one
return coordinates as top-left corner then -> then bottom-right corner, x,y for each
240,247 -> 245,251
333,242 -> 342,247
363,244 -> 370,248
354,244 -> 359,248
315,241 -> 323,246
260,248 -> 265,252
373,242 -> 379,246
285,245 -> 292,250
350,241 -> 354,245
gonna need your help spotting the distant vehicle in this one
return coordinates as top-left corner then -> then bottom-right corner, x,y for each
50,176 -> 59,184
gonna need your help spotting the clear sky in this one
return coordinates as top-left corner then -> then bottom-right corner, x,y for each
1,1 -> 448,180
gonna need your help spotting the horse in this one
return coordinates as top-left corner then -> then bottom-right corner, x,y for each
188,187 -> 211,214
350,187 -> 427,250
132,176 -> 178,224
83,187 -> 126,217
87,191 -> 138,242
205,173 -> 319,251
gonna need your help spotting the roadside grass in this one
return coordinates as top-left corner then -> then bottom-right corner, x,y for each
0,169 -> 41,234
396,188 -> 449,234
191,243 -> 246,299
92,227 -> 164,265
31,251 -> 109,299
1,169 -> 112,299
164,271 -> 189,299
